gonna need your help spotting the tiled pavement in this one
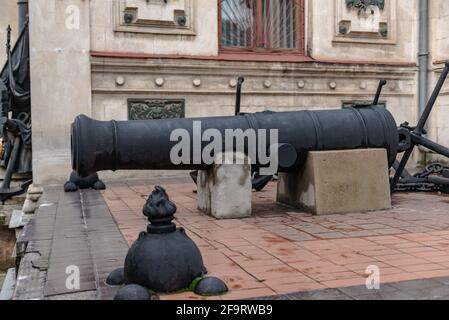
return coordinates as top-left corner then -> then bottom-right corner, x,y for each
13,188 -> 128,300
102,177 -> 449,300
255,277 -> 449,300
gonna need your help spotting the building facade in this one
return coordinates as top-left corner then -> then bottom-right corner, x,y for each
1,0 -> 449,185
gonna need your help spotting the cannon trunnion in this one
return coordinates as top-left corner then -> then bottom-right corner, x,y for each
71,106 -> 398,177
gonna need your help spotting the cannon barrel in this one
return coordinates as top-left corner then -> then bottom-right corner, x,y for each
71,106 -> 399,177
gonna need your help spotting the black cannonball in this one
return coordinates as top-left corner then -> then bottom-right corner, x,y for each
194,277 -> 228,296
93,180 -> 106,190
114,284 -> 150,300
106,267 -> 125,286
63,181 -> 78,192
70,171 -> 100,189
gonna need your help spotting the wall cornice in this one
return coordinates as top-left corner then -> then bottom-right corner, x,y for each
91,51 -> 416,69
92,88 -> 413,97
91,55 -> 417,79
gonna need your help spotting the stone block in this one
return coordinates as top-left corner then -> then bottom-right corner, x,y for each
8,210 -> 24,229
28,184 -> 44,195
22,198 -> 37,214
277,149 -> 391,215
0,268 -> 16,300
197,152 -> 252,219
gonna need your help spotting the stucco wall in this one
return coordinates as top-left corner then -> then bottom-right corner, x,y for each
0,0 -> 18,65
26,0 -> 449,184
29,0 -> 92,184
90,56 -> 417,182
90,0 -> 218,56
309,0 -> 418,63
430,1 -> 449,64
424,2 -> 449,163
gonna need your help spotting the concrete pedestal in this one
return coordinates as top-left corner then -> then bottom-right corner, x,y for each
277,149 -> 391,215
197,152 -> 252,219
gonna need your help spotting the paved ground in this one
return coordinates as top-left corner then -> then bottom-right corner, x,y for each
102,177 -> 449,300
254,276 -> 449,300
12,188 -> 128,300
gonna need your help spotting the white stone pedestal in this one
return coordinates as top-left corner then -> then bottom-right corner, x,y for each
277,149 -> 392,215
197,152 -> 252,219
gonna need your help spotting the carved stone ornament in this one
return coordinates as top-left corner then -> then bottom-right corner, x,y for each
335,0 -> 396,44
128,99 -> 185,120
113,0 -> 195,35
346,0 -> 385,14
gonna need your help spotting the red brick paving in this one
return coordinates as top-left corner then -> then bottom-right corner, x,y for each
101,179 -> 449,300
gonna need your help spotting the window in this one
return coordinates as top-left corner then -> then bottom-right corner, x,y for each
220,0 -> 304,53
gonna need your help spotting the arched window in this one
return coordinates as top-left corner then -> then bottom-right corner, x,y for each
219,0 -> 305,53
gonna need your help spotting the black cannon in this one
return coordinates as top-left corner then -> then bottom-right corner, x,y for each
71,105 -> 399,177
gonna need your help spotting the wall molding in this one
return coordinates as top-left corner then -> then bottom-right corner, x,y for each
334,0 -> 397,45
90,56 -> 417,78
92,88 -> 414,97
90,50 -> 416,67
112,0 -> 195,35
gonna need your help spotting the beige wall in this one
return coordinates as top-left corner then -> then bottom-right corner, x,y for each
0,0 -> 18,65
90,0 -> 218,56
309,0 -> 418,63
425,2 -> 449,164
90,56 -> 416,182
29,0 -> 92,184
90,0 -> 419,62
91,57 -> 416,121
26,0 -> 449,184
430,1 -> 449,64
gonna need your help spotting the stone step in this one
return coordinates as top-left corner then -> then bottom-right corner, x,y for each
8,210 -> 24,229
8,210 -> 31,230
0,268 -> 16,300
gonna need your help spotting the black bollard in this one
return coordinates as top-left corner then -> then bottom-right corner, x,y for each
122,186 -> 205,293
108,186 -> 228,298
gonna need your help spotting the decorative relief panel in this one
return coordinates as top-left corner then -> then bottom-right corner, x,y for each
346,0 -> 384,14
113,0 -> 195,35
128,99 -> 185,120
334,0 -> 396,44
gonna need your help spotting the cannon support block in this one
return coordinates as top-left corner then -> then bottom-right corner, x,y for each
277,149 -> 391,215
197,152 -> 252,219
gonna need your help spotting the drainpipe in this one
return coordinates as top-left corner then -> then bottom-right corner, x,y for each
17,0 -> 29,32
418,0 -> 429,121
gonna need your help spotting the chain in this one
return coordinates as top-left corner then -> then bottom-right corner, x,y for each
394,183 -> 436,192
393,163 -> 449,193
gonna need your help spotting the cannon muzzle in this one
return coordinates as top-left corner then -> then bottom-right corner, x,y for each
71,107 -> 399,177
